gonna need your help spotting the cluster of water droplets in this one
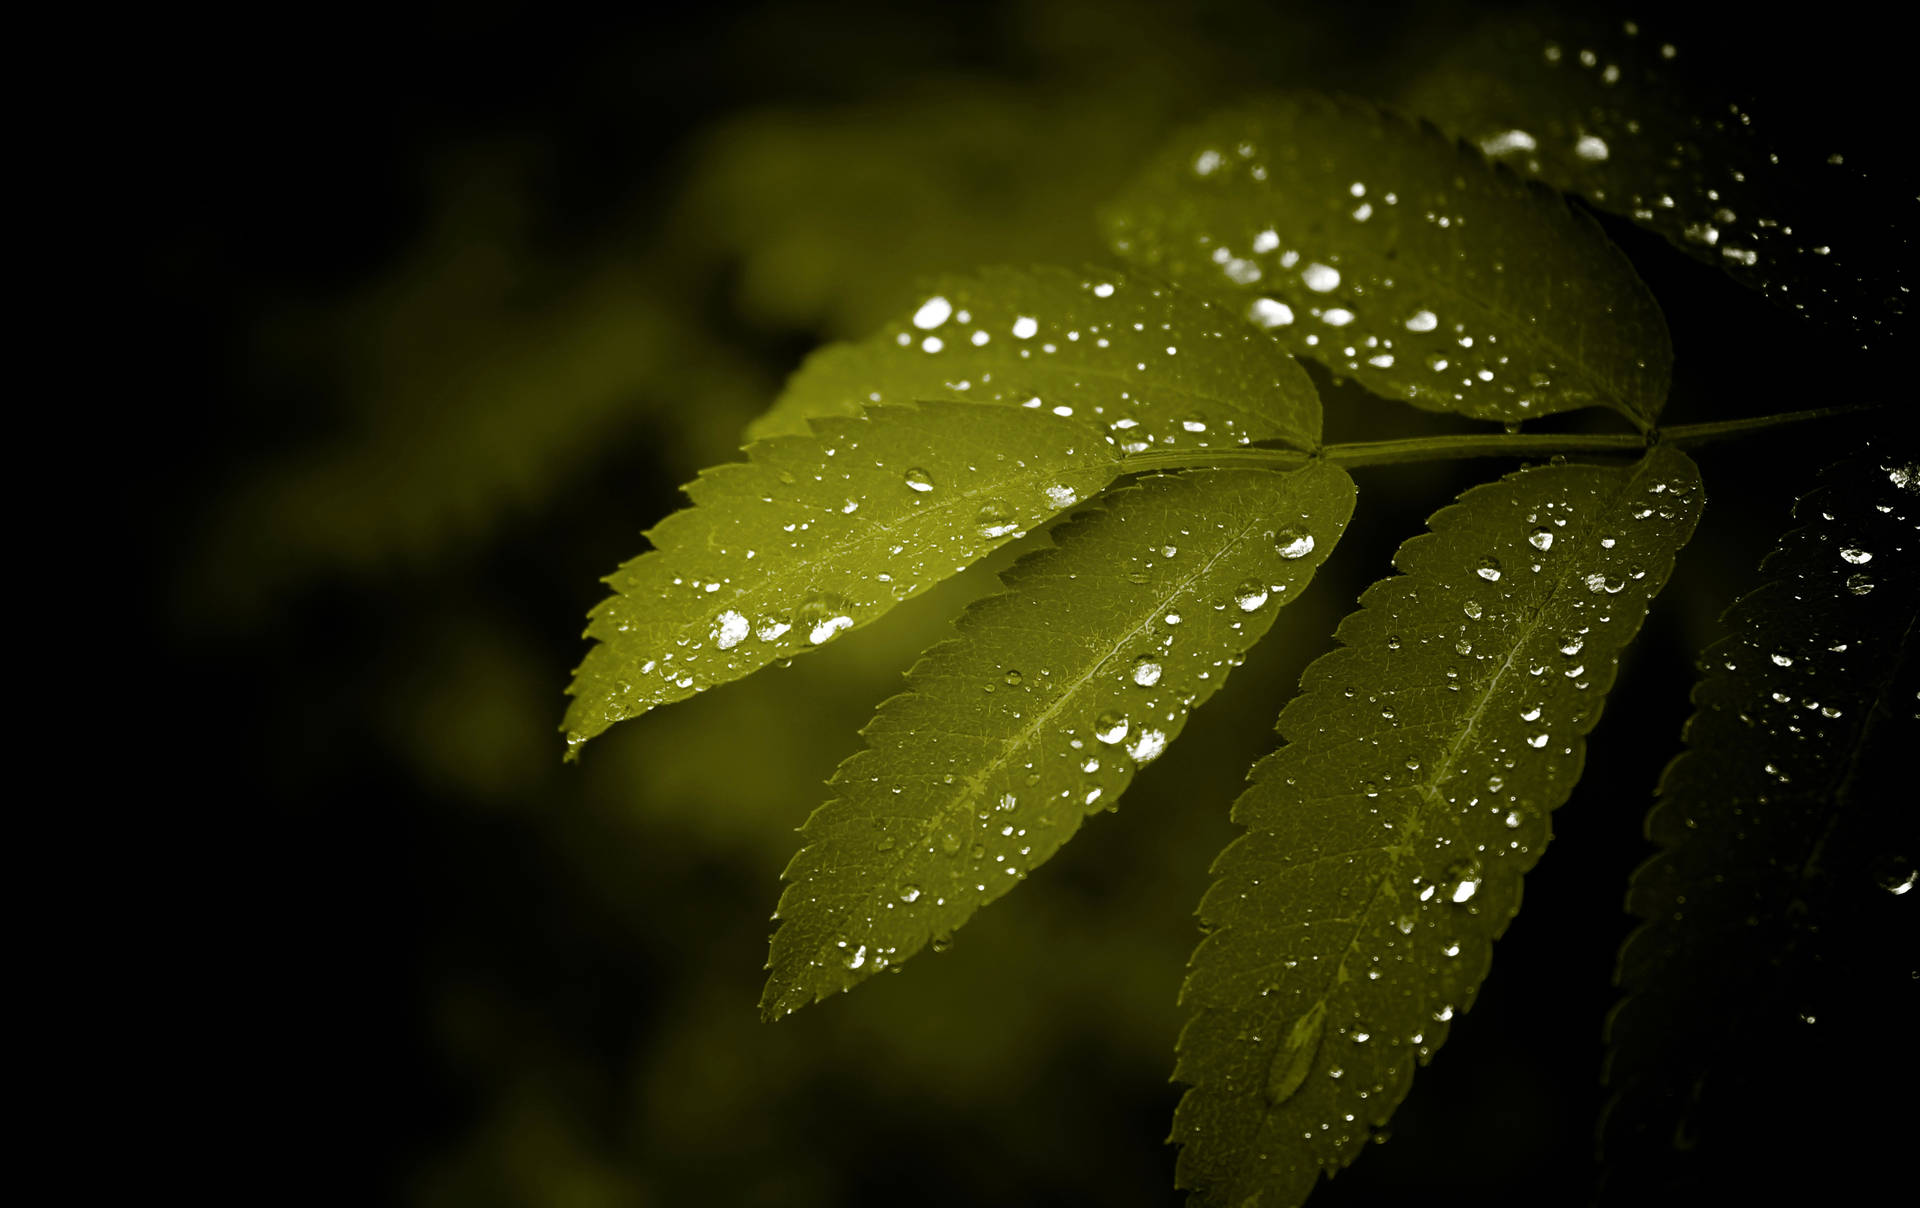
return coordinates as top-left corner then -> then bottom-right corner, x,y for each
880,270 -> 1313,454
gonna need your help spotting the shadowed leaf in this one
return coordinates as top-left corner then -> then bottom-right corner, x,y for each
763,463 -> 1356,1018
1173,445 -> 1702,1207
749,265 -> 1321,453
1601,443 -> 1919,1197
1104,94 -> 1672,428
1402,15 -> 1914,347
564,402 -> 1123,751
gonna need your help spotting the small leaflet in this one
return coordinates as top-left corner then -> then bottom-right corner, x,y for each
762,464 -> 1356,1018
564,402 -> 1122,751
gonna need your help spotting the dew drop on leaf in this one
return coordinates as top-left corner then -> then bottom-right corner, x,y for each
1477,557 -> 1503,581
1234,581 -> 1271,611
903,466 -> 935,493
1276,528 -> 1316,559
1094,711 -> 1131,744
1839,547 -> 1873,564
1131,655 -> 1164,686
976,500 -> 1018,538
1529,526 -> 1554,551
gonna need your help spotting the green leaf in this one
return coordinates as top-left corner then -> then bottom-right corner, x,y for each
1172,445 -> 1703,1207
1103,94 -> 1672,428
762,463 -> 1357,1019
748,265 -> 1321,453
1401,16 -> 1913,347
1602,444 -> 1919,1187
563,402 -> 1124,752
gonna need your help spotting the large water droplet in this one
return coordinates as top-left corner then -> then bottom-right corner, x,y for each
1839,547 -> 1873,565
1276,529 -> 1315,559
1094,711 -> 1130,744
1234,581 -> 1270,612
976,500 -> 1018,538
1131,655 -> 1163,686
1127,728 -> 1168,763
903,467 -> 935,493
1528,527 -> 1554,551
1444,858 -> 1483,904
713,609 -> 750,650
798,594 -> 855,645
912,296 -> 952,329
1846,573 -> 1874,595
899,884 -> 922,903
1477,558 -> 1502,581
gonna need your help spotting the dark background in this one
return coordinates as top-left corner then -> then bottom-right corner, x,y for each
131,2 -> 1911,1204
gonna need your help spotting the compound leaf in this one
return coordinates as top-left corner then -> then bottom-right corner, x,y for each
1104,93 -> 1672,428
763,463 -> 1357,1018
564,402 -> 1123,751
749,265 -> 1321,453
1601,444 -> 1919,1195
1402,15 -> 1914,347
1173,445 -> 1703,1207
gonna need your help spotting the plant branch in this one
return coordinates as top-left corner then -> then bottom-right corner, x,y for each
1121,404 -> 1877,474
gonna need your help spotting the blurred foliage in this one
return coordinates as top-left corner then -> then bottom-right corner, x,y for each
146,1 -> 1910,1204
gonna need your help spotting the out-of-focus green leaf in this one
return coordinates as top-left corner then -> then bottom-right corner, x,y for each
749,265 -> 1322,453
1401,15 -> 1913,347
1602,443 -> 1918,1188
1172,446 -> 1702,1206
762,464 -> 1356,1018
1104,94 -> 1672,428
564,402 -> 1122,751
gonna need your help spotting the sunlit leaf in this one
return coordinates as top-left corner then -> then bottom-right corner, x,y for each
749,265 -> 1321,453
564,402 -> 1123,751
1172,445 -> 1703,1206
1601,443 -> 1918,1191
1402,15 -> 1913,347
762,464 -> 1357,1018
1104,94 -> 1672,428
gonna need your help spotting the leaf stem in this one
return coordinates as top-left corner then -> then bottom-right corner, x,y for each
1122,404 -> 1876,474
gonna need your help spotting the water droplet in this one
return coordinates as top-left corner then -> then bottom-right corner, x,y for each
1011,315 -> 1039,339
1846,573 -> 1874,596
755,616 -> 791,642
798,594 -> 855,645
1128,728 -> 1168,763
1574,134 -> 1610,161
1276,529 -> 1315,559
1476,558 -> 1502,582
1234,581 -> 1270,612
976,500 -> 1018,538
1444,859 -> 1483,903
1528,527 -> 1554,551
1302,263 -> 1341,292
1131,655 -> 1163,687
713,609 -> 749,650
1559,635 -> 1584,656
899,884 -> 922,903
844,943 -> 867,970
1094,711 -> 1130,744
912,296 -> 952,329
1520,704 -> 1543,722
1462,600 -> 1484,620
1248,297 -> 1295,328
1045,483 -> 1079,509
1840,547 -> 1873,565
1004,669 -> 1024,686
903,467 -> 935,492
1771,652 -> 1794,667
939,833 -> 963,857
1405,309 -> 1438,332
931,934 -> 953,953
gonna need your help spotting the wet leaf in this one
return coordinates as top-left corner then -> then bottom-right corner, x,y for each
1104,94 -> 1672,428
748,265 -> 1321,453
1602,443 -> 1919,1192
1402,15 -> 1914,347
762,464 -> 1356,1018
563,402 -> 1122,751
1172,446 -> 1703,1206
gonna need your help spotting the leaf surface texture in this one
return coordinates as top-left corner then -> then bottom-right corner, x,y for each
565,402 -> 1122,749
1602,443 -> 1919,1192
1173,446 -> 1702,1206
763,464 -> 1357,1017
1104,94 -> 1672,427
749,265 -> 1321,453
